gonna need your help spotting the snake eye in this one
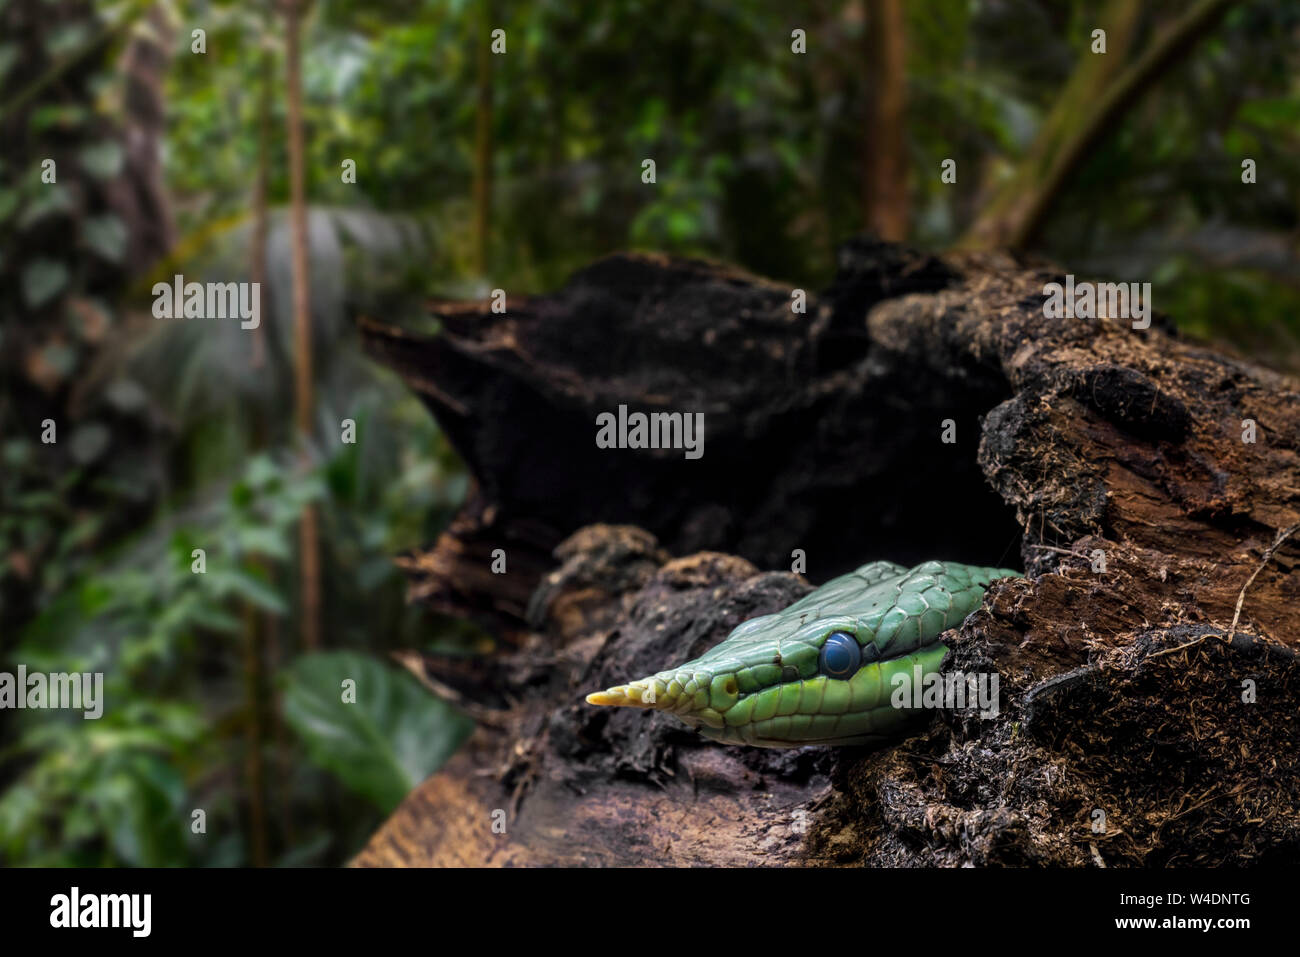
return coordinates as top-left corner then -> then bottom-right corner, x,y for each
819,631 -> 862,679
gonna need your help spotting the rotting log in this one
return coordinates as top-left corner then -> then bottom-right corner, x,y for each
354,237 -> 1300,866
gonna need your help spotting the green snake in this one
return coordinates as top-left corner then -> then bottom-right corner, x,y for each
586,561 -> 1019,747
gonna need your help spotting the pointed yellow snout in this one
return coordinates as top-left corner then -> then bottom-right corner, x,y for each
585,677 -> 670,709
585,670 -> 741,727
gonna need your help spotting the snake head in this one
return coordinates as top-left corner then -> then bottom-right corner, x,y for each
586,561 -> 1017,747
585,612 -> 946,747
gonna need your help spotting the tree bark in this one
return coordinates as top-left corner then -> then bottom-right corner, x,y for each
355,240 -> 1300,866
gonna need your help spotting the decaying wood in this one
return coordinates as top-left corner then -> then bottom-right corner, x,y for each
355,238 -> 1300,866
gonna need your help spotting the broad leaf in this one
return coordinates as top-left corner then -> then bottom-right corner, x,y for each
21,259 -> 69,308
282,651 -> 473,812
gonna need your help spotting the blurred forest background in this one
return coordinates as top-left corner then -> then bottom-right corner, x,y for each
0,0 -> 1297,866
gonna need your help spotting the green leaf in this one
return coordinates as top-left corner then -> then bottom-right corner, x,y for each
45,23 -> 92,59
82,214 -> 126,263
235,525 -> 291,561
79,141 -> 124,180
31,104 -> 89,131
68,423 -> 110,465
3,438 -> 32,468
21,259 -> 69,308
18,185 -> 72,229
186,602 -> 242,635
38,342 -> 77,380
0,188 -> 18,224
0,44 -> 18,84
243,454 -> 282,489
1238,98 -> 1300,132
282,651 -> 473,812
103,378 -> 147,413
210,568 -> 288,615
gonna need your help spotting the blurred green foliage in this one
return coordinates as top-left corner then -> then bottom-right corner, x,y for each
2,0 -> 1298,866
283,651 -> 474,812
2,442 -> 469,865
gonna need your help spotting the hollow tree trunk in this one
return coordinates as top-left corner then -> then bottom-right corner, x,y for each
354,238 -> 1299,866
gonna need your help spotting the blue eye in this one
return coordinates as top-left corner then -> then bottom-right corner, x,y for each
819,631 -> 862,679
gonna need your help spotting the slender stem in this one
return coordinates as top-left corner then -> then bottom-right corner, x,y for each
1007,0 -> 1238,249
283,0 -> 321,651
472,2 -> 495,275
